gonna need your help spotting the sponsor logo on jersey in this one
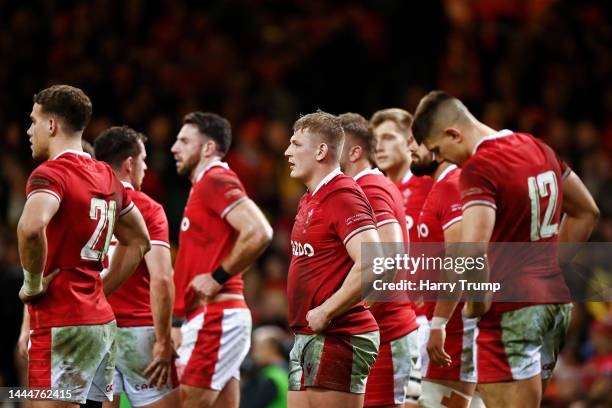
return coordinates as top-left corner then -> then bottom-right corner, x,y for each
291,240 -> 315,257
417,222 -> 429,238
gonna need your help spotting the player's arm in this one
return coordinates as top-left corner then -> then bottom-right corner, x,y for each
17,306 -> 29,360
457,205 -> 495,318
17,193 -> 61,303
103,206 -> 151,296
191,199 -> 273,297
143,244 -> 177,388
306,228 -> 382,333
428,221 -> 462,367
558,171 -> 599,262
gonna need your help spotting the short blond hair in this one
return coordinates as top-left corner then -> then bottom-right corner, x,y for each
293,111 -> 344,160
370,108 -> 413,135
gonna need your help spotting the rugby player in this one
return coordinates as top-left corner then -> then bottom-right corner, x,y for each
338,112 -> 419,408
95,126 -> 180,408
412,90 -> 600,408
285,111 -> 382,408
171,112 -> 273,408
18,85 -> 150,407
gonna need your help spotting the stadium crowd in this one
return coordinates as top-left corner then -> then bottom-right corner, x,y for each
0,1 -> 611,406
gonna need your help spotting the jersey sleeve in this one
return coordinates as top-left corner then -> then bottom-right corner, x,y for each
329,188 -> 377,245
460,158 -> 498,212
25,163 -> 65,203
204,171 -> 248,218
146,203 -> 170,248
118,184 -> 135,216
438,180 -> 463,230
362,184 -> 399,227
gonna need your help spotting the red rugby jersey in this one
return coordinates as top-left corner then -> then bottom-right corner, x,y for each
107,182 -> 170,327
355,168 -> 418,343
459,130 -> 572,313
173,162 -> 248,317
288,169 -> 379,335
415,165 -> 465,327
24,150 -> 133,330
395,170 -> 434,243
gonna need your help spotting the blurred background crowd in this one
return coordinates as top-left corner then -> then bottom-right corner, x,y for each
0,0 -> 611,406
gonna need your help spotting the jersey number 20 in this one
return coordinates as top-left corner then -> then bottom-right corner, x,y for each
528,171 -> 559,241
81,198 -> 117,261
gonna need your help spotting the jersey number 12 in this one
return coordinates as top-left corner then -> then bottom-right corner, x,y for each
528,171 -> 559,241
81,198 -> 117,261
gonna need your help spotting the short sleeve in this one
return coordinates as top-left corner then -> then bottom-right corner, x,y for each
25,164 -> 65,203
204,170 -> 248,218
147,203 -> 170,248
460,158 -> 498,212
438,181 -> 463,230
118,184 -> 134,216
329,188 -> 376,245
362,184 -> 399,228
558,157 -> 571,180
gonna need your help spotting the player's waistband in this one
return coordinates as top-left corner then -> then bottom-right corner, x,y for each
186,298 -> 248,321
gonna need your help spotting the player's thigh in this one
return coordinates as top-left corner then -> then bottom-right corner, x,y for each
306,387 -> 364,408
101,398 -> 120,408
140,388 -> 181,408
419,380 -> 476,408
29,322 -> 116,405
30,402 -> 79,408
288,391 -> 310,408
477,376 -> 541,408
212,378 -> 239,408
114,327 -> 179,407
181,384 -> 218,408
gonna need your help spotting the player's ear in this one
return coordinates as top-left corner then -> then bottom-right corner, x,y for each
315,143 -> 328,161
48,117 -> 58,137
445,127 -> 462,142
122,156 -> 134,174
350,145 -> 362,162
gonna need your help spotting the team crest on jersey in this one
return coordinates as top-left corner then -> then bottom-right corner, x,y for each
305,209 -> 314,225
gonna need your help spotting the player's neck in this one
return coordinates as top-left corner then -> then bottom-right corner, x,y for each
48,135 -> 84,160
432,161 -> 453,181
343,160 -> 370,178
305,164 -> 340,193
191,155 -> 223,182
386,160 -> 411,183
466,121 -> 499,155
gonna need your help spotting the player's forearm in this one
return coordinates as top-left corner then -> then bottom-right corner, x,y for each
222,224 -> 272,275
21,305 -> 30,333
558,214 -> 598,244
150,274 -> 175,341
103,244 -> 145,296
433,301 -> 459,320
319,263 -> 363,321
17,221 -> 47,276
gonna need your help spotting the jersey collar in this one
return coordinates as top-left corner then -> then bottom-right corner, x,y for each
472,129 -> 513,155
312,167 -> 342,196
354,167 -> 383,181
121,181 -> 135,191
435,164 -> 457,183
401,169 -> 413,184
52,149 -> 91,161
195,161 -> 230,183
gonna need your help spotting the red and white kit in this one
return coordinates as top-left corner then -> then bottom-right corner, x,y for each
460,130 -> 573,383
355,168 -> 419,407
174,162 -> 252,390
395,170 -> 433,243
100,182 -> 178,406
26,150 -> 133,404
287,169 -> 380,394
416,165 -> 478,384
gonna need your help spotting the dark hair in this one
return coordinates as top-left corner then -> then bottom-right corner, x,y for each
94,126 -> 147,169
412,90 -> 454,143
338,112 -> 374,161
183,112 -> 232,156
293,110 -> 344,159
33,85 -> 92,132
370,108 -> 413,134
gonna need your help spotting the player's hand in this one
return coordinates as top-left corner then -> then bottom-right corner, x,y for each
17,329 -> 29,361
190,273 -> 222,300
306,305 -> 331,333
427,328 -> 451,367
19,269 -> 61,304
463,300 -> 492,318
144,337 -> 177,389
